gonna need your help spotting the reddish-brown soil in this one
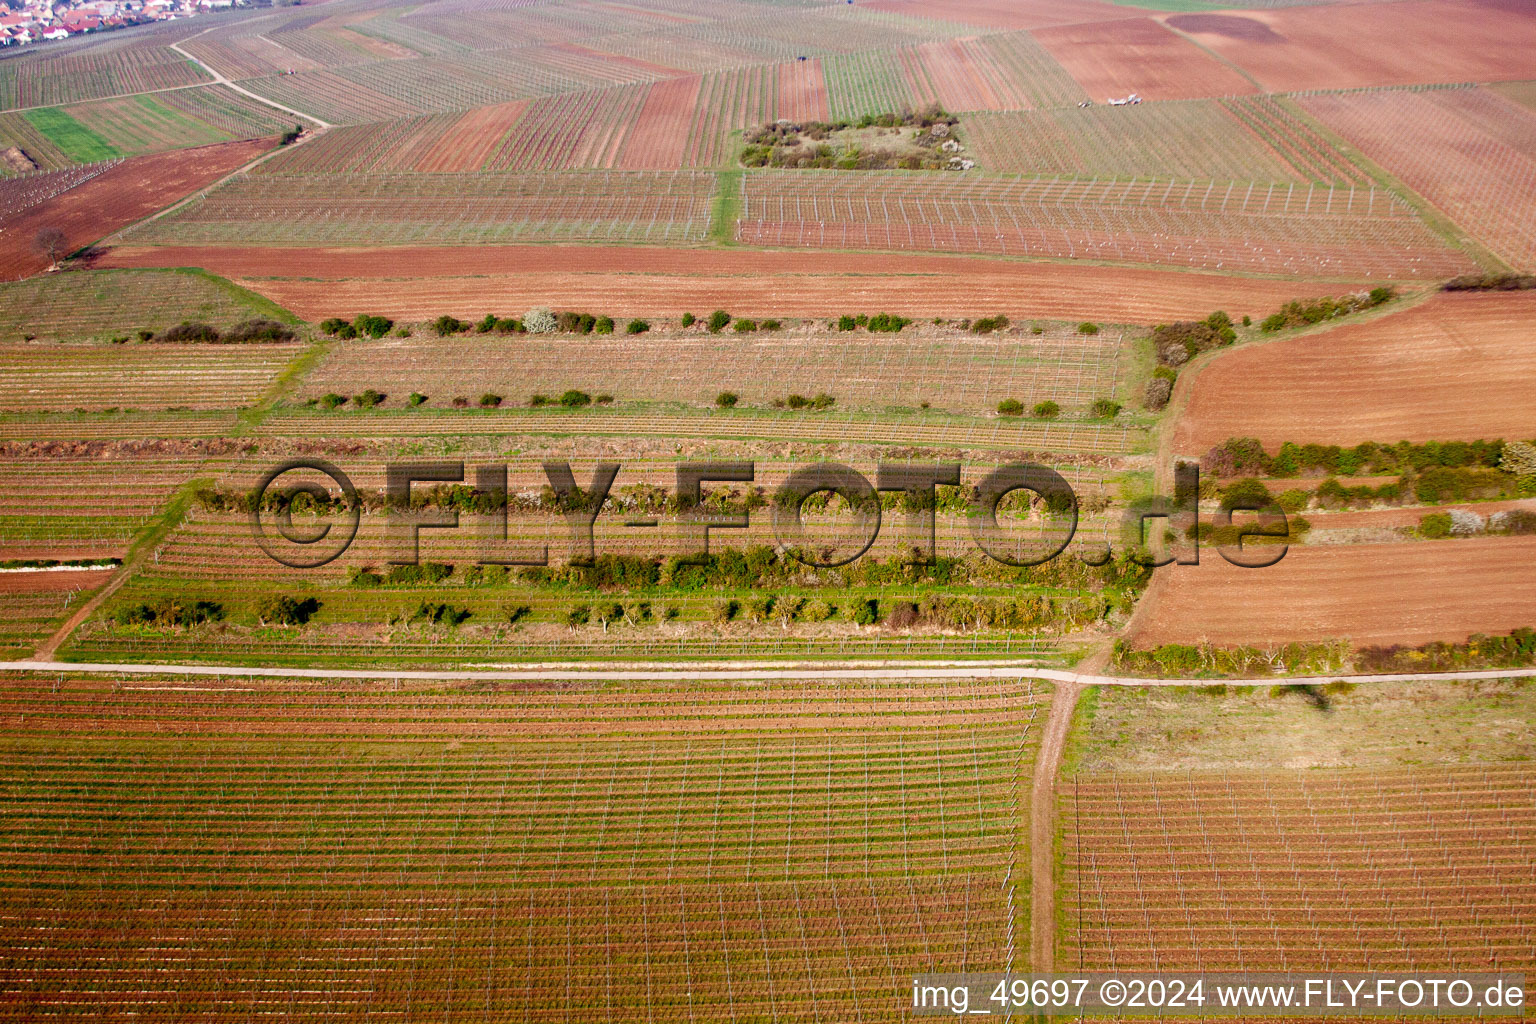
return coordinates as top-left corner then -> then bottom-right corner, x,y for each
777,59 -> 829,123
1128,536 -> 1536,648
1034,17 -> 1258,101
862,0 -> 1133,30
1166,0 -> 1536,91
0,569 -> 113,594
93,244 -> 1376,321
617,76 -> 703,170
548,42 -> 690,80
414,101 -> 529,173
0,139 -> 274,280
1300,88 -> 1536,271
1173,292 -> 1536,454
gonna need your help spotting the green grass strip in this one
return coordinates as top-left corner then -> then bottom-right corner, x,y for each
21,107 -> 120,163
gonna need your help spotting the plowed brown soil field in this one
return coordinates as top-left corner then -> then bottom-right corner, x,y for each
862,0 -> 1131,30
93,244 -> 1375,322
1128,536 -> 1536,648
617,76 -> 702,170
1035,17 -> 1258,101
0,139 -> 274,279
1172,291 -> 1536,455
1166,0 -> 1536,92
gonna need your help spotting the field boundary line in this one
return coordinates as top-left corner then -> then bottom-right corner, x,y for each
5,659 -> 1536,687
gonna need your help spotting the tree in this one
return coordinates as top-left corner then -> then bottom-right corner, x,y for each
33,227 -> 66,266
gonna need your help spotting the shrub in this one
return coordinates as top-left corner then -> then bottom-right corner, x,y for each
811,392 -> 834,409
801,599 -> 833,622
851,598 -> 879,626
1032,401 -> 1060,419
1275,489 -> 1311,513
115,599 -> 224,628
256,595 -> 319,625
529,394 -> 550,407
626,318 -> 651,334
1077,322 -> 1099,335
997,398 -> 1024,417
1418,512 -> 1452,539
352,314 -> 392,338
595,394 -> 613,405
408,392 -> 427,407
681,312 -> 696,327
886,601 -> 920,628
385,562 -> 452,585
348,567 -> 382,588
412,601 -> 471,626
224,318 -> 296,343
866,313 -> 911,333
1143,377 -> 1172,411
162,321 -> 219,343
707,310 -> 731,333
566,604 -> 591,627
319,393 -> 346,409
594,316 -> 614,334
716,391 -> 739,408
493,317 -> 522,334
452,396 -> 469,408
971,315 -> 1009,334
712,599 -> 740,622
433,315 -> 467,336
523,307 -> 557,334
477,313 -> 497,333
762,319 -> 782,331
733,318 -> 758,333
1091,398 -> 1122,419
136,329 -> 154,341
352,388 -> 385,409
1490,509 -> 1536,535
1449,509 -> 1485,535
559,390 -> 591,407
837,315 -> 857,331
1220,477 -> 1273,512
786,394 -> 808,409
479,393 -> 503,408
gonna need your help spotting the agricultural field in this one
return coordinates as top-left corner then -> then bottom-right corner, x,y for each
0,268 -> 298,340
963,98 -> 1332,182
299,322 -> 1128,418
0,0 -> 1533,1011
0,671 -> 1042,1017
93,244 -> 1381,323
1165,0 -> 1536,92
0,138 -> 274,279
1032,16 -> 1258,102
1301,87 -> 1536,271
1059,680 -> 1536,974
117,169 -> 717,246
737,171 -> 1472,278
0,44 -> 210,110
1127,536 -> 1536,649
1172,291 -> 1536,453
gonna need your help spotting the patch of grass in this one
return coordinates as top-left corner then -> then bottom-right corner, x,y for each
22,107 -> 120,163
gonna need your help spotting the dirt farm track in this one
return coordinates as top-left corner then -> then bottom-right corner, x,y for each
94,244 -> 1376,322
